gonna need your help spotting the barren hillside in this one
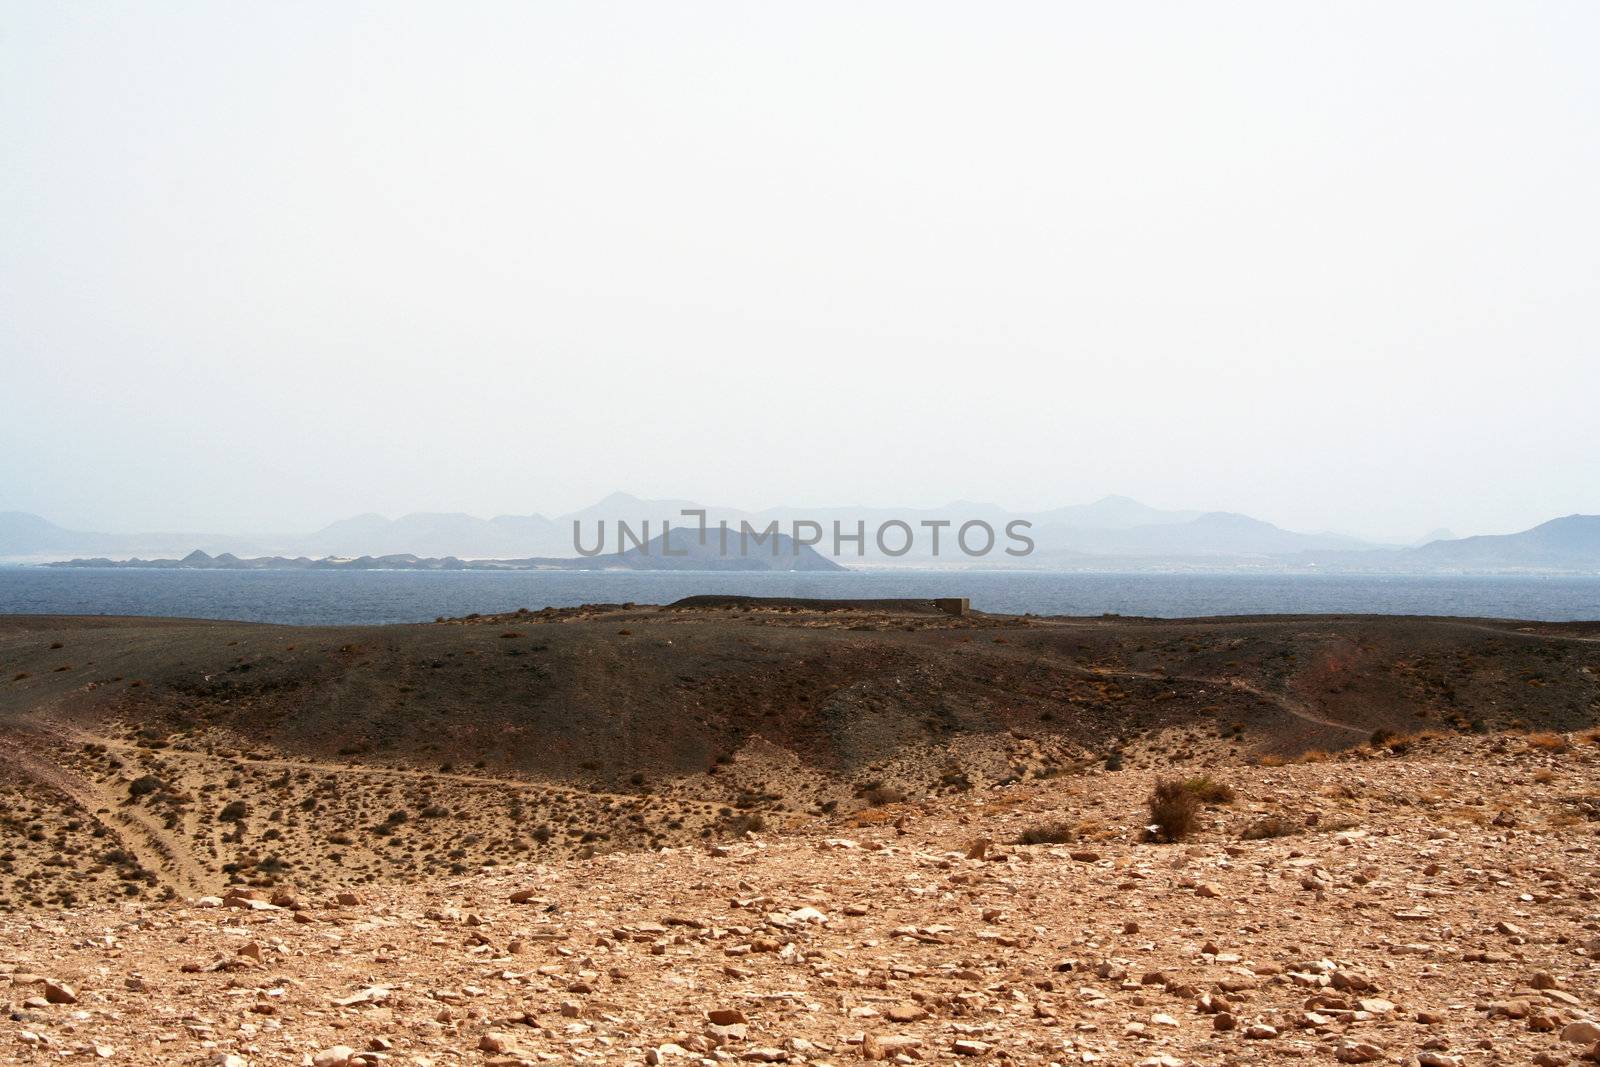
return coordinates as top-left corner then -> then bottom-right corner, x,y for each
3,603 -> 1600,1065
2,603 -> 1598,906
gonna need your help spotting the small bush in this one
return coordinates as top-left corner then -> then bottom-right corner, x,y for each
1527,732 -> 1570,753
863,784 -> 906,807
128,775 -> 163,799
1181,775 -> 1235,804
731,812 -> 766,835
939,765 -> 974,791
1146,779 -> 1199,842
1240,814 -> 1300,840
1104,752 -> 1124,772
219,800 -> 248,822
1371,728 -> 1441,754
1017,821 -> 1074,845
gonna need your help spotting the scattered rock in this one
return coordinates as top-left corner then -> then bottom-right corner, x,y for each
311,1046 -> 355,1067
43,979 -> 78,1004
1562,1020 -> 1600,1044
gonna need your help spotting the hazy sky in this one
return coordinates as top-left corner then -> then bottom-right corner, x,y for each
4,2 -> 1597,542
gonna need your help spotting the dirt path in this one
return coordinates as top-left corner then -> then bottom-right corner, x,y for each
935,627 -> 1372,737
42,724 -> 689,808
1449,621 -> 1600,645
0,734 -> 214,898
1021,656 -> 1370,736
1086,665 -> 1370,736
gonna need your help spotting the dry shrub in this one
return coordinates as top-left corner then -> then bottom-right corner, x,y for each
939,765 -> 974,791
730,813 -> 765,835
1017,821 -> 1074,845
1532,768 -> 1556,784
127,775 -> 163,799
851,807 -> 900,827
863,784 -> 907,807
1074,818 -> 1111,841
1527,732 -> 1570,753
1257,754 -> 1287,768
1181,775 -> 1235,804
1147,779 -> 1199,842
1370,729 -> 1442,755
1241,814 -> 1300,840
1295,749 -> 1331,764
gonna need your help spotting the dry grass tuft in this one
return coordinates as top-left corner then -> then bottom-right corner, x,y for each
1016,821 -> 1075,845
1147,779 -> 1200,842
1180,775 -> 1235,804
862,783 -> 908,807
1526,732 -> 1570,753
1240,814 -> 1300,840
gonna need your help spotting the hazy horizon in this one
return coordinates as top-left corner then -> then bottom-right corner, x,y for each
1,488 -> 1582,548
5,2 -> 1598,543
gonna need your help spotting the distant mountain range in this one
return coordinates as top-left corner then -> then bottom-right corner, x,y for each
48,528 -> 843,573
4,495 -> 1598,573
1307,515 -> 1600,573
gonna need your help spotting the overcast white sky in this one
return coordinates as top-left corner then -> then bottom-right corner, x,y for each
3,2 -> 1596,542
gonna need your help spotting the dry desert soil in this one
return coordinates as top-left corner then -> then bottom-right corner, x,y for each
3,600 -> 1600,1067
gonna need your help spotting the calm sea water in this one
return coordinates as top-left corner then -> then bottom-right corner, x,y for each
0,567 -> 1596,625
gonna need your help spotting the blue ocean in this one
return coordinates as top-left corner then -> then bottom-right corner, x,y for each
0,567 -> 1595,625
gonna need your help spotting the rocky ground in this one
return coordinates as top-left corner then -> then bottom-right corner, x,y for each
9,730 -> 1600,1067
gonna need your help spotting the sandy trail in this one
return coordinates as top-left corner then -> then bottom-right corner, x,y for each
1081,665 -> 1371,735
28,721 -> 708,810
0,733 -> 214,897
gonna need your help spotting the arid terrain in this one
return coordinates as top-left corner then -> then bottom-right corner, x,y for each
3,601 -> 1600,1066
